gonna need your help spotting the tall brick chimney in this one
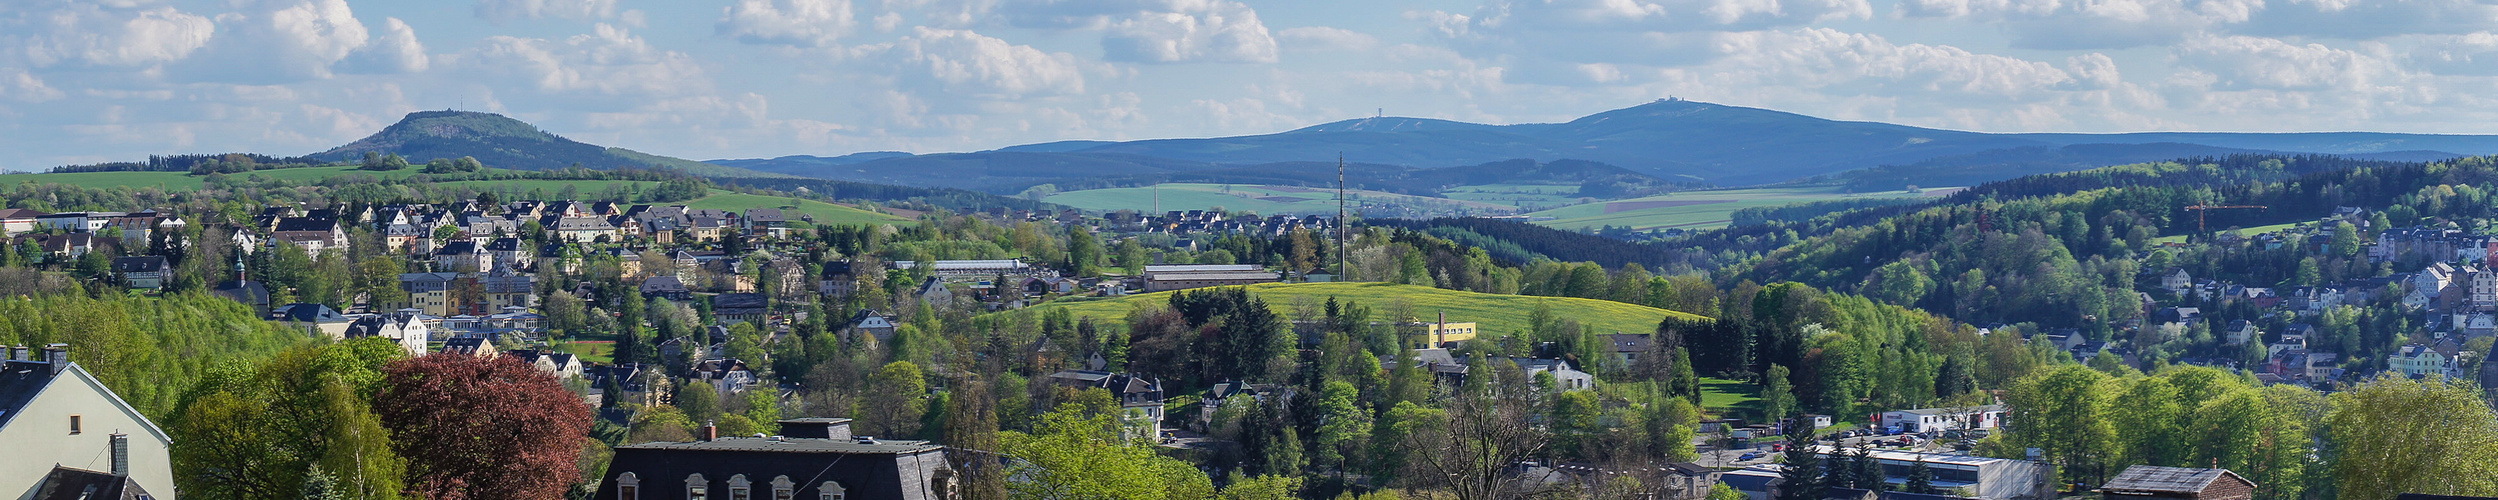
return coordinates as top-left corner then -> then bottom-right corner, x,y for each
699,421 -> 717,442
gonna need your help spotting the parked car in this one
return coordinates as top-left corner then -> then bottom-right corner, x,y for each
1740,452 -> 1765,461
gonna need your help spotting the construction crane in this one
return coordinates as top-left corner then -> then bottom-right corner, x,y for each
2184,204 -> 2268,234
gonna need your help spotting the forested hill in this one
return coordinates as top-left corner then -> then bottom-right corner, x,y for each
309,110 -> 785,178
1729,154 -> 2498,328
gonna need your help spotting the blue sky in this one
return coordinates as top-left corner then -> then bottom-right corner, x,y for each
1,0 -> 2495,170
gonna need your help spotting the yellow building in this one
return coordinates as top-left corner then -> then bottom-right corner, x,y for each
1413,321 -> 1479,349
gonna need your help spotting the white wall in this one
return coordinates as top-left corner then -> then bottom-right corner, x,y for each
1,364 -> 176,499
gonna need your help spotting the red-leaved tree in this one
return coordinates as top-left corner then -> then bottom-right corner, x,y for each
376,353 -> 591,499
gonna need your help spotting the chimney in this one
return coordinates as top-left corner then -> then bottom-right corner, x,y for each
1,345 -> 14,361
110,433 -> 129,477
43,344 -> 67,375
8,345 -> 24,362
1437,311 -> 1447,348
699,421 -> 717,442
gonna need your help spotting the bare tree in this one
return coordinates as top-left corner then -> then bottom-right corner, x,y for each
1402,391 -> 1554,500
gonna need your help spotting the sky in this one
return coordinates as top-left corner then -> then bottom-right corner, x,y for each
2,0 -> 2497,170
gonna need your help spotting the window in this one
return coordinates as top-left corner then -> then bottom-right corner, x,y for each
617,472 -> 640,500
771,476 -> 795,500
687,474 -> 709,500
729,475 -> 751,500
818,481 -> 846,500
69,414 -> 81,434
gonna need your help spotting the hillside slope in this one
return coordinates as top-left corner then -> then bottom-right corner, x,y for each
1026,282 -> 1709,337
309,111 -> 785,178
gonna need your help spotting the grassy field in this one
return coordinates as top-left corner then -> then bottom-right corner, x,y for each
1700,377 -> 1763,418
1026,282 -> 1709,338
1045,183 -> 1512,215
687,192 -> 910,225
2151,221 -> 2303,244
1440,184 -> 1588,211
558,340 -> 615,365
1529,185 -> 1956,232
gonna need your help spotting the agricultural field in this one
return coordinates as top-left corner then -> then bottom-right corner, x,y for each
1439,184 -> 1589,211
1044,183 -> 1514,216
1699,377 -> 1763,417
1529,185 -> 1958,232
435,179 -> 654,194
1024,281 -> 1709,339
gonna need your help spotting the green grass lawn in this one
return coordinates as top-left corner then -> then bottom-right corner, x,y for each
0,170 -> 197,190
559,340 -> 615,365
687,191 -> 910,225
1529,185 -> 1954,232
2151,221 -> 2304,245
1700,377 -> 1763,418
1025,282 -> 1709,338
1045,183 -> 1512,215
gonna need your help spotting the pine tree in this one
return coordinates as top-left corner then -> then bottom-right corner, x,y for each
1906,459 -> 1935,494
301,463 -> 344,500
1776,418 -> 1823,500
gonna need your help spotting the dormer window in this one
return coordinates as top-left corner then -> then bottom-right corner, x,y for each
616,472 -> 639,500
818,481 -> 845,500
686,473 -> 709,500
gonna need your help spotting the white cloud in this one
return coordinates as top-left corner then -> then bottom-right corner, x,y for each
1099,0 -> 1277,63
0,68 -> 65,102
1898,0 -> 2498,49
339,17 -> 428,74
2172,34 -> 2400,91
1428,0 -> 1872,37
9,3 -> 216,67
475,0 -> 619,22
163,0 -> 392,83
1704,28 -> 2077,99
2412,32 -> 2498,76
1277,26 -> 1378,52
878,26 -> 1088,97
719,0 -> 858,47
464,24 -> 712,99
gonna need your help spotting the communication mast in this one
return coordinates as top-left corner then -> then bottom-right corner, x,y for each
1338,153 -> 1349,280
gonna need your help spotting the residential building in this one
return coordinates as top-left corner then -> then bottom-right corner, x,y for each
1047,370 -> 1166,441
2099,466 -> 2255,500
111,256 -> 169,289
2162,269 -> 2192,292
481,273 -> 536,313
1805,446 -> 2053,500
553,217 -> 618,242
441,336 -> 498,358
842,310 -> 899,343
274,302 -> 356,339
714,293 -> 769,324
596,419 -> 954,500
891,259 -> 1037,279
0,344 -> 177,500
1603,333 -> 1653,364
2389,343 -> 2471,379
272,216 -> 347,254
505,349 -> 586,381
743,208 -> 788,238
1878,405 -> 2007,433
2222,320 -> 2260,346
0,208 -> 48,235
1659,462 -> 1725,500
2475,267 -> 2498,312
641,276 -> 693,301
400,272 -> 461,316
433,240 -> 491,273
344,312 -> 432,357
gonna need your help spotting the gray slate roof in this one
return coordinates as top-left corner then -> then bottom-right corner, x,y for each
2101,465 -> 2241,495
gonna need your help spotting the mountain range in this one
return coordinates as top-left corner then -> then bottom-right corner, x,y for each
719,99 -> 2498,191
309,110 -> 784,178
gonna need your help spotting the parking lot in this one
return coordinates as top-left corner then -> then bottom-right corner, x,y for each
1697,427 -> 1989,467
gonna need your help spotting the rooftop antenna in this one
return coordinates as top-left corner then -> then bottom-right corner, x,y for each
1376,108 -> 1383,118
